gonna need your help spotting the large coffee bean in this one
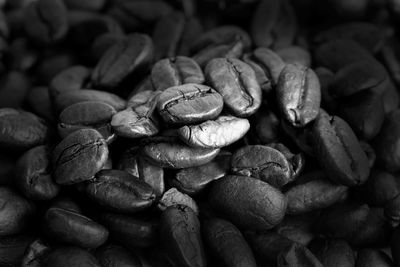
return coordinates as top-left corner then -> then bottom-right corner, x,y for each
209,175 -> 287,231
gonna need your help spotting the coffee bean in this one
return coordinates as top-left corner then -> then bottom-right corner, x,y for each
21,239 -> 51,267
95,245 -> 142,267
309,238 -> 355,267
45,246 -> 101,267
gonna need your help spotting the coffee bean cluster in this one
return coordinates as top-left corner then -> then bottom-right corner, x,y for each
0,0 -> 399,266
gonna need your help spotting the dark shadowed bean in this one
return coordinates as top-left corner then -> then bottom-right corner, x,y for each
276,63 -> 321,127
64,0 -> 106,11
275,214 -> 316,246
151,56 -> 204,91
356,249 -> 395,267
45,246 -> 100,267
231,145 -> 293,188
392,226 -> 400,266
49,65 -> 91,100
0,235 -> 35,266
277,243 -> 323,267
160,205 -> 206,267
203,218 -> 257,267
158,187 -> 199,214
86,169 -> 156,213
52,129 -> 108,184
0,108 -> 50,152
381,77 -> 400,114
27,86 -> 55,123
100,212 -> 158,248
205,58 -> 262,117
45,207 -> 108,248
385,194 -> 400,227
96,244 -> 142,267
23,0 -> 68,45
92,33 -> 154,88
21,239 -> 51,267
58,101 -> 116,142
157,83 -> 223,124
143,136 -> 220,169
267,143 -> 305,180
249,47 -> 285,87
209,175 -> 287,231
276,46 -> 311,67
0,187 -> 35,236
171,151 -> 231,195
111,90 -> 160,138
253,109 -> 280,144
178,116 -> 250,148
15,145 -> 59,201
361,170 -> 400,206
309,238 -> 355,267
315,67 -> 337,113
0,71 -> 30,108
285,178 -> 348,214
312,110 -> 370,186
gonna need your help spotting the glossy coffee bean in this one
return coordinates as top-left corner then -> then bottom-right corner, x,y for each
58,101 -> 116,142
171,151 -> 231,195
151,56 -> 204,91
209,175 -> 287,231
15,145 -> 59,201
158,188 -> 199,214
100,212 -> 158,248
160,205 -> 206,267
111,90 -> 160,138
0,108 -> 50,152
96,245 -> 142,267
231,145 -> 294,188
142,136 -> 220,169
203,218 -> 257,267
157,83 -> 223,125
0,187 -> 35,236
45,207 -> 108,248
205,58 -> 262,117
92,33 -> 153,88
45,246 -> 101,267
178,116 -> 250,148
277,63 -> 321,127
52,129 -> 109,184
86,169 -> 156,213
312,110 -> 370,186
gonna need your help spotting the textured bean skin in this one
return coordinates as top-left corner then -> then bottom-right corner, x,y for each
277,63 -> 321,127
178,116 -> 250,148
160,205 -> 206,267
157,83 -> 223,125
205,58 -> 262,117
203,218 -> 257,267
52,129 -> 109,184
45,207 -> 109,248
209,175 -> 287,231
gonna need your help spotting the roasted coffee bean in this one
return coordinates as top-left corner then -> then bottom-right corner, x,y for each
231,145 -> 294,188
373,109 -> 400,172
171,151 -> 231,195
160,205 -> 206,267
276,63 -> 321,127
203,218 -> 257,267
86,169 -> 156,213
178,116 -> 250,148
45,207 -> 108,248
209,175 -> 287,231
158,187 -> 199,214
356,249 -> 395,267
361,170 -> 400,206
267,143 -> 305,180
276,46 -> 311,67
0,187 -> 35,236
96,244 -> 142,267
275,214 -> 316,246
100,212 -> 158,248
143,136 -> 220,169
151,56 -> 204,91
205,58 -> 262,117
92,34 -> 153,88
45,246 -> 100,267
277,243 -> 323,267
52,129 -> 108,185
0,235 -> 35,266
0,108 -> 50,152
23,0 -> 68,45
111,90 -> 160,138
58,101 -> 116,142
15,145 -> 59,201
157,83 -> 223,125
49,65 -> 91,100
385,194 -> 400,227
152,11 -> 203,60
54,89 -> 126,113
21,239 -> 51,267
312,110 -> 370,186
285,177 -> 349,214
309,238 -> 356,267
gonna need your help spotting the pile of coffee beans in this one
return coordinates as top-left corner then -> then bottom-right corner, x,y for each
1,0 -> 400,266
